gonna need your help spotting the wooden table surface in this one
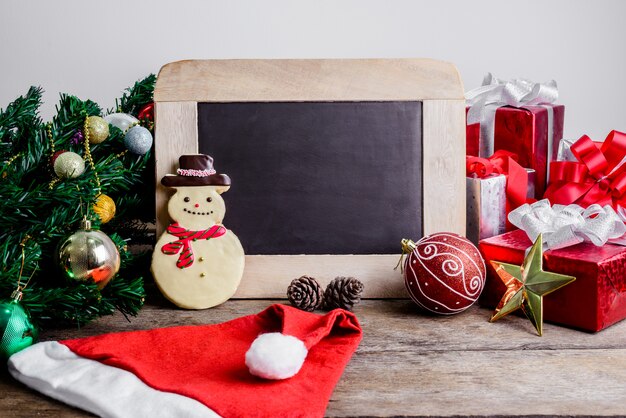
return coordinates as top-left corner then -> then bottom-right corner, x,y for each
2,298 -> 626,417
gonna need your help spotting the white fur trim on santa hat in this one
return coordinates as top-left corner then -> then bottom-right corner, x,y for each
245,332 -> 308,380
8,341 -> 219,418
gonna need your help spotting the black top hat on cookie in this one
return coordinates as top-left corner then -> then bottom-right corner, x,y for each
161,154 -> 231,187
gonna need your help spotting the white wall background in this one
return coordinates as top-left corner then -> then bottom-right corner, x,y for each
1,0 -> 624,140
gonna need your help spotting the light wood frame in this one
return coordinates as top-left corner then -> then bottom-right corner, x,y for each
154,59 -> 466,298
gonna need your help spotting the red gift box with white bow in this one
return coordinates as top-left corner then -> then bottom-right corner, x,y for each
479,200 -> 626,332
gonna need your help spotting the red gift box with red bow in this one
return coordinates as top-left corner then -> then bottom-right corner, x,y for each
466,151 -> 535,244
479,229 -> 626,332
467,105 -> 565,198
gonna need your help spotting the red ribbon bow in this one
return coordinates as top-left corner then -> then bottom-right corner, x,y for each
544,131 -> 626,210
466,150 -> 530,216
161,222 -> 226,269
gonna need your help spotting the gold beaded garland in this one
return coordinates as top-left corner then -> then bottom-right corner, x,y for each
2,152 -> 21,178
82,117 -> 101,194
46,123 -> 58,188
46,123 -> 54,158
4,152 -> 22,169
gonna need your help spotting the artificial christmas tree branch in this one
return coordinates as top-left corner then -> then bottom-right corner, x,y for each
0,75 -> 156,328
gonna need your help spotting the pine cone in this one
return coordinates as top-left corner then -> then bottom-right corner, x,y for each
287,276 -> 324,312
323,277 -> 364,311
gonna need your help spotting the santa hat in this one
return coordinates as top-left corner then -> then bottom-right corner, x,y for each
8,304 -> 362,418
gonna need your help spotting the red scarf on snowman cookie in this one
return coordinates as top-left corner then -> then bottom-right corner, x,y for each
161,222 -> 226,268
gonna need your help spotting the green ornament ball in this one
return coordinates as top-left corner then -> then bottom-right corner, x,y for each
0,300 -> 37,360
53,151 -> 85,179
85,116 -> 109,144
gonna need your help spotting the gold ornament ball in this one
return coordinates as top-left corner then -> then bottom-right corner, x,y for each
93,194 -> 116,224
53,151 -> 85,179
56,219 -> 120,289
85,116 -> 110,144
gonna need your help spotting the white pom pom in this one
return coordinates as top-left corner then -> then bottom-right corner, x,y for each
245,332 -> 308,380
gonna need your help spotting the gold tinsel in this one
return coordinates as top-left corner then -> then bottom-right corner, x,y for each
93,194 -> 116,223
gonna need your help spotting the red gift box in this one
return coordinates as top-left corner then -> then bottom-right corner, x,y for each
479,229 -> 626,332
466,105 -> 564,198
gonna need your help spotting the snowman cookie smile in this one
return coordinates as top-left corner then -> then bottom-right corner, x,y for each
183,207 -> 214,216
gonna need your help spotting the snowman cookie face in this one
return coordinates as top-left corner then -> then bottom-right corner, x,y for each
168,185 -> 229,230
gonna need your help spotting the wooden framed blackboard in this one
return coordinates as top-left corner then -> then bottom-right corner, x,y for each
154,59 -> 466,298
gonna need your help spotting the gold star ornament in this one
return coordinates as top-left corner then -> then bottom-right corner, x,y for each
489,234 -> 576,336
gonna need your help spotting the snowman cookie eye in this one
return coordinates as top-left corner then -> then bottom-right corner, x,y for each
206,197 -> 212,203
184,197 -> 190,202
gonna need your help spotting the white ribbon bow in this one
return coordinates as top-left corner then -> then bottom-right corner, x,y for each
465,73 -> 559,157
508,199 -> 626,252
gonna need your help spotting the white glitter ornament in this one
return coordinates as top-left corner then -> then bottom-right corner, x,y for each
53,151 -> 85,179
104,113 -> 139,132
124,126 -> 153,155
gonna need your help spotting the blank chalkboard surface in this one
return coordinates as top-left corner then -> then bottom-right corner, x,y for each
198,101 -> 423,255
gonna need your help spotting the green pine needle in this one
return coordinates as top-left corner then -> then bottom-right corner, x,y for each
0,75 -> 156,328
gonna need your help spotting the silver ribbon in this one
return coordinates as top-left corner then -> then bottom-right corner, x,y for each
508,199 -> 626,252
466,73 -> 559,158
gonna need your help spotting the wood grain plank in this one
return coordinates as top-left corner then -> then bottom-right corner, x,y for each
234,255 -> 406,299
350,300 -> 626,353
154,59 -> 464,103
332,349 -> 626,417
3,300 -> 626,417
422,99 -> 466,236
37,300 -> 626,352
154,101 -> 198,236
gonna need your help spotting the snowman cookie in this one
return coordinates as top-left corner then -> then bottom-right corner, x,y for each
151,154 -> 244,309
